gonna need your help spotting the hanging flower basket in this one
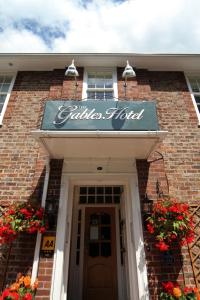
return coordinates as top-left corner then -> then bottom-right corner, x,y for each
0,202 -> 48,244
146,196 -> 194,251
0,273 -> 38,300
160,281 -> 200,299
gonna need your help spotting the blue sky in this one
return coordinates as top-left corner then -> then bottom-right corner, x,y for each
0,0 -> 199,53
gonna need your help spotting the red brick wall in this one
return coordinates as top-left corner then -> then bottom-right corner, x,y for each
0,67 -> 199,299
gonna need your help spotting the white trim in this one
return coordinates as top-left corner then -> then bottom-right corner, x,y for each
31,159 -> 50,283
113,68 -> 118,99
32,129 -> 167,139
51,171 -> 70,300
184,73 -> 200,125
0,72 -> 17,125
82,68 -> 87,100
50,166 -> 149,300
129,171 -> 150,300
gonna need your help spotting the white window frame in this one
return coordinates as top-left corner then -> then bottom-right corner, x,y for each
0,73 -> 17,125
82,67 -> 118,101
185,73 -> 200,124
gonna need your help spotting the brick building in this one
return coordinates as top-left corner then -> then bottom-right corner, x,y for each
0,53 -> 200,300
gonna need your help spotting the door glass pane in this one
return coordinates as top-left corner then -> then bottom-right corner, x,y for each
101,243 -> 111,257
101,227 -> 111,240
89,243 -> 99,257
101,214 -> 111,225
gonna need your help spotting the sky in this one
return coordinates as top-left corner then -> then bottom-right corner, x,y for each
0,0 -> 199,53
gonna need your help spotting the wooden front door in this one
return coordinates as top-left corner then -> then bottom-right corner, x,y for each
83,207 -> 118,300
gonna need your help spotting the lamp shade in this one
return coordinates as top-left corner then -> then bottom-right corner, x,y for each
122,61 -> 136,78
65,59 -> 79,77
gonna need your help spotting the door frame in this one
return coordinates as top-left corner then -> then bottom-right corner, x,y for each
68,189 -> 125,300
50,163 -> 149,300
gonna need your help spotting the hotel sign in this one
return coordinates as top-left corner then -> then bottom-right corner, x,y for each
41,100 -> 159,131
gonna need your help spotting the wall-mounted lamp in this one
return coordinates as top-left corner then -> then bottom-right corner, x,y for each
122,60 -> 136,98
142,193 -> 153,228
46,200 -> 57,230
142,193 -> 153,215
65,59 -> 79,99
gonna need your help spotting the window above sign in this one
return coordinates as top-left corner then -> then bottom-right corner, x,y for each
0,74 -> 16,124
186,75 -> 200,123
82,68 -> 118,101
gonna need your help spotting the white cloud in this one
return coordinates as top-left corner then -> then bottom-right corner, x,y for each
0,0 -> 200,53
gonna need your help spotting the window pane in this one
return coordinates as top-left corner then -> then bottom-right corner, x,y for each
0,103 -> 3,113
87,91 -> 95,99
96,92 -> 105,100
88,73 -> 95,79
4,76 -> 12,83
0,94 -> 6,104
105,79 -> 113,88
189,77 -> 200,93
195,96 -> 200,112
88,78 -> 96,88
96,78 -> 104,88
1,84 -> 10,93
104,73 -> 112,79
105,92 -> 113,99
0,76 -> 4,83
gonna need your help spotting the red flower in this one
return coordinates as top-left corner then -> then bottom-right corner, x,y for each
20,208 -> 32,219
177,215 -> 184,220
0,289 -> 19,300
22,293 -> 32,300
8,209 -> 15,215
35,208 -> 44,219
39,226 -> 46,234
155,241 -> 169,251
27,226 -> 37,234
168,205 -> 179,213
170,234 -> 177,240
186,233 -> 194,244
183,286 -> 193,294
1,288 -> 10,298
147,223 -> 154,234
162,282 -> 174,294
9,291 -> 19,300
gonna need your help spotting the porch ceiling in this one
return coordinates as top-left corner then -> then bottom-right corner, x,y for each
32,130 -> 167,159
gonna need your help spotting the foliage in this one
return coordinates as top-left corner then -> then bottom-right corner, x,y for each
160,281 -> 200,300
0,274 -> 38,300
146,196 -> 194,251
0,202 -> 48,244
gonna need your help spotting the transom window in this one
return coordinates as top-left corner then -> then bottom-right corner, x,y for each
79,186 -> 122,204
83,68 -> 118,100
0,74 -> 15,123
187,75 -> 200,121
